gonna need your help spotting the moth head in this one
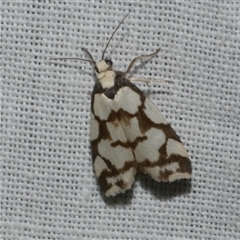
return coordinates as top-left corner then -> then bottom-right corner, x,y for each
80,48 -> 113,73
95,59 -> 113,73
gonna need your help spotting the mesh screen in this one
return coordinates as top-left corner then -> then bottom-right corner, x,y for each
1,2 -> 239,239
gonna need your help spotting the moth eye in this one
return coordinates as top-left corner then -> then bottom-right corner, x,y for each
105,59 -> 113,66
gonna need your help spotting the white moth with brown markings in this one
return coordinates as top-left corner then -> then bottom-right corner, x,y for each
89,15 -> 191,197
51,14 -> 192,197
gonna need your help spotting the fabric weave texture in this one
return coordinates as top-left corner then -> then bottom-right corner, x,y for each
1,2 -> 239,240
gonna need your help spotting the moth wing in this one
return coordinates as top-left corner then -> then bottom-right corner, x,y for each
90,92 -> 137,197
114,82 -> 192,182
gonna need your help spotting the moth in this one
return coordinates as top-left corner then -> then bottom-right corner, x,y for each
52,14 -> 192,197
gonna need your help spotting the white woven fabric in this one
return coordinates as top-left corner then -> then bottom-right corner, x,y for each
1,2 -> 239,240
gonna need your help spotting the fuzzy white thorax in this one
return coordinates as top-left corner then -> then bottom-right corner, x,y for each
96,60 -> 115,89
97,70 -> 116,89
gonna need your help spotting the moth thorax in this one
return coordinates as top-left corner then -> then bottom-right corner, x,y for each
97,70 -> 116,89
96,59 -> 113,73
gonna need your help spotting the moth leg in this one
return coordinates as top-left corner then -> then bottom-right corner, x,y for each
128,77 -> 173,85
124,48 -> 161,76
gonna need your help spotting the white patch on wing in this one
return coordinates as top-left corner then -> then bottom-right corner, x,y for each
105,167 -> 135,196
166,139 -> 189,158
142,163 -> 180,180
106,121 -> 127,143
94,156 -> 109,178
144,98 -> 168,124
143,166 -> 161,180
90,113 -> 99,141
90,111 -> 95,120
93,94 -> 113,120
120,117 -> 142,142
161,162 -> 179,172
134,128 -> 166,163
107,168 -> 135,186
114,87 -> 141,114
98,139 -> 134,169
168,172 -> 191,182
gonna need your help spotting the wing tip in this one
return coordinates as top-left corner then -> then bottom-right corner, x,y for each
102,167 -> 137,197
105,183 -> 133,197
168,172 -> 191,182
104,172 -> 136,197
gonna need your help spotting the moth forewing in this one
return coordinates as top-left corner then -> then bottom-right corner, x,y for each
90,70 -> 191,196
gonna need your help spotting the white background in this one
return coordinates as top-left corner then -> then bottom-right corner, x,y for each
1,2 -> 239,239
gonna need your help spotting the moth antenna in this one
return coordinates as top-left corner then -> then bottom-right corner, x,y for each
82,48 -> 95,63
101,13 -> 130,60
49,57 -> 95,64
49,48 -> 96,65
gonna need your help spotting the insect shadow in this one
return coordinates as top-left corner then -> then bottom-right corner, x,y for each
137,171 -> 192,200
